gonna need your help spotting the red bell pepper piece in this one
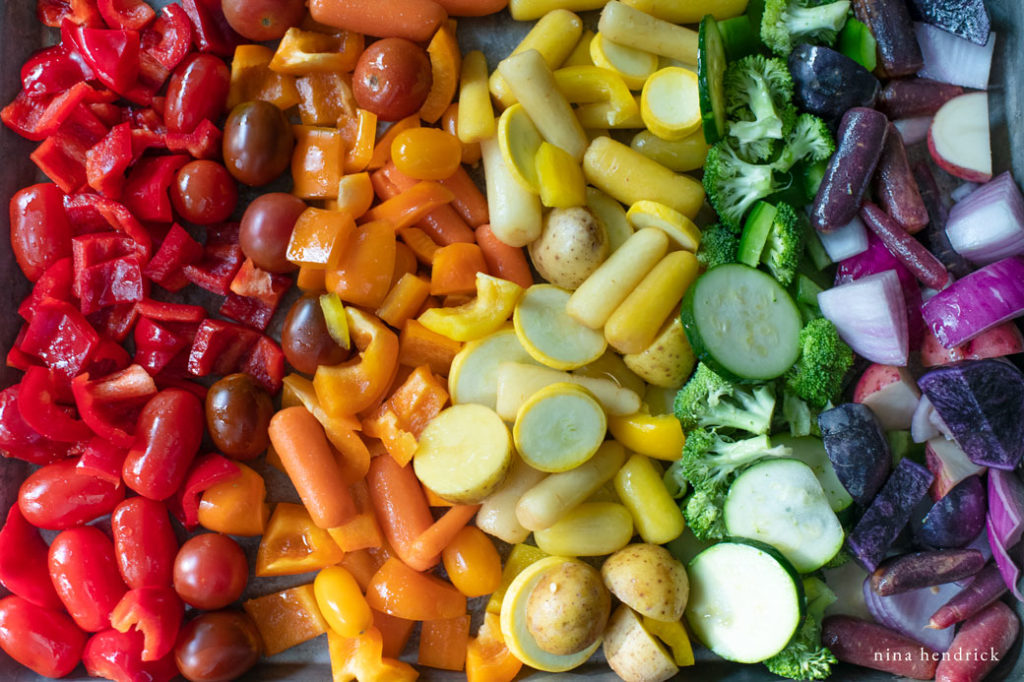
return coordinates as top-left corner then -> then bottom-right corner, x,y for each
168,452 -> 240,529
164,118 -> 222,160
67,24 -> 141,95
143,223 -> 203,291
72,232 -> 144,296
120,52 -> 169,107
130,106 -> 166,135
181,0 -> 242,57
0,505 -> 64,611
30,103 -> 111,194
109,587 -> 183,661
85,337 -> 133,376
136,298 -> 206,323
88,102 -> 123,127
86,121 -> 133,198
37,0 -> 104,28
19,366 -> 95,443
129,127 -> 166,162
110,497 -> 179,590
77,255 -> 146,315
0,385 -> 72,465
182,241 -> 243,295
141,4 -> 192,71
64,193 -> 152,257
77,436 -> 128,484
219,259 -> 292,331
186,319 -> 259,378
9,183 -> 74,284
19,297 -> 100,379
240,335 -> 286,394
18,258 -> 74,321
71,365 -> 156,448
83,628 -> 178,682
87,301 -> 141,343
122,154 -> 189,222
98,0 -> 155,31
134,317 -> 190,376
21,44 -> 95,97
220,294 -> 279,332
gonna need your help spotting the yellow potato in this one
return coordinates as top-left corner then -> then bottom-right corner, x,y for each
603,605 -> 679,682
601,543 -> 689,622
526,560 -> 611,655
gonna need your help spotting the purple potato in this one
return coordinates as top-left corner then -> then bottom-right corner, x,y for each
818,402 -> 891,507
914,475 -> 987,548
908,0 -> 991,45
788,44 -> 879,125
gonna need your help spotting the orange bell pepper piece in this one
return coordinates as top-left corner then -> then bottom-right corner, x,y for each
363,364 -> 448,466
361,182 -> 455,231
328,627 -> 419,682
297,265 -> 327,292
377,273 -> 432,330
256,502 -> 345,577
339,109 -> 377,173
328,479 -> 384,552
373,609 -> 416,659
296,72 -> 358,126
397,227 -> 440,265
398,319 -> 462,377
368,114 -> 420,170
330,172 -> 375,219
243,584 -> 328,657
326,220 -> 397,308
362,409 -> 418,467
227,44 -> 300,111
419,21 -> 462,124
430,242 -> 489,296
466,612 -> 523,682
365,557 -> 467,621
292,126 -> 347,200
419,614 -> 471,671
197,462 -> 269,536
339,549 -> 384,591
287,207 -> 355,267
314,308 -> 399,417
270,27 -> 364,75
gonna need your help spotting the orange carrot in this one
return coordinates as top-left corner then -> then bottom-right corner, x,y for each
419,615 -> 471,671
439,166 -> 489,227
419,21 -> 462,124
366,557 -> 467,621
377,273 -> 432,331
399,319 -> 462,376
430,242 -> 488,296
268,407 -> 357,529
361,181 -> 455,231
308,0 -> 447,42
366,452 -> 434,565
433,0 -> 508,16
368,115 -> 420,170
370,167 -> 400,201
382,162 -> 476,245
374,609 -> 416,659
397,227 -> 440,264
327,220 -> 396,308
475,223 -> 534,289
405,503 -> 481,571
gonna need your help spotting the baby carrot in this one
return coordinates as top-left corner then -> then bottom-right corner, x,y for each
405,504 -> 481,571
434,0 -> 508,16
366,452 -> 435,565
268,407 -> 357,529
475,224 -> 534,289
439,166 -> 490,227
309,0 -> 447,42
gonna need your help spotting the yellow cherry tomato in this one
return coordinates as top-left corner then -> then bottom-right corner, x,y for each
442,526 -> 503,598
391,127 -> 463,181
314,566 -> 373,638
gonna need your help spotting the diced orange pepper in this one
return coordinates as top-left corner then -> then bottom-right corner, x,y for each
419,614 -> 471,671
281,374 -> 363,434
331,425 -> 371,484
394,242 -> 418,280
297,264 -> 327,291
377,273 -> 431,330
340,549 -> 385,591
419,21 -> 462,124
466,612 -> 522,682
397,227 -> 440,265
368,114 -> 420,170
296,72 -> 358,126
373,609 -> 416,659
328,627 -> 419,682
339,109 -> 377,173
330,172 -> 375,219
365,557 -> 467,621
440,103 -> 482,165
270,27 -> 364,75
362,408 -> 418,466
398,319 -> 462,376
197,462 -> 269,536
361,182 -> 454,231
388,364 -> 449,436
227,44 -> 300,111
314,308 -> 400,417
243,584 -> 328,657
292,126 -> 346,200
256,502 -> 345,577
326,220 -> 396,308
430,242 -> 488,296
287,207 -> 355,268
328,479 -> 384,552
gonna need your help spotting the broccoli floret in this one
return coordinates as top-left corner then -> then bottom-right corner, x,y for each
683,486 -> 728,541
764,577 -> 838,680
704,141 -> 788,231
697,225 -> 740,268
780,387 -> 819,437
785,318 -> 854,408
761,202 -> 804,286
776,114 -> 836,172
724,55 -> 797,161
674,363 -> 777,434
761,0 -> 852,56
679,428 -> 793,491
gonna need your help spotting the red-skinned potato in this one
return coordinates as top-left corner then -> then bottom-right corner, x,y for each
925,438 -> 986,501
853,364 -> 921,431
921,321 -> 1024,367
928,92 -> 992,183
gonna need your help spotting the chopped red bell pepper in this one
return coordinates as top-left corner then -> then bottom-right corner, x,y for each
85,338 -> 133,376
86,121 -> 133,198
0,385 -> 72,465
30,103 -> 111,193
64,193 -> 152,257
18,257 -> 75,321
78,255 -> 146,315
182,241 -> 243,296
240,335 -> 285,394
121,51 -> 169,106
219,294 -> 278,332
71,366 -> 156,449
5,82 -> 113,145
187,319 -> 260,377
143,223 -> 202,291
87,301 -> 141,343
82,628 -> 179,682
7,342 -> 42,374
164,118 -> 222,160
135,299 -> 206,324
219,259 -> 292,331
98,0 -> 155,31
169,452 -> 240,529
21,44 -> 95,98
19,297 -> 100,379
109,587 -> 183,661
181,0 -> 242,57
37,0 -> 104,28
71,232 -> 144,295
141,4 -> 192,71
18,366 -> 95,443
67,24 -> 141,95
88,102 -> 124,128
129,106 -> 165,135
129,127 -> 167,161
77,436 -> 128,484
122,155 -> 189,222
0,505 -> 64,611
134,318 -> 190,376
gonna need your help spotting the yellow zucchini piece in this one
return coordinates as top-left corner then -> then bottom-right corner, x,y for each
476,456 -> 547,545
495,362 -> 642,420
486,542 -> 549,615
553,65 -> 635,108
585,187 -> 633,252
599,1 -> 699,65
564,29 -> 595,67
458,50 -> 496,144
497,103 -> 543,194
513,382 -> 606,473
622,0 -> 748,24
490,9 -> 585,108
413,404 -> 513,504
449,326 -> 538,410
534,502 -> 634,556
630,128 -> 709,173
607,412 -> 685,461
626,200 -> 702,251
622,314 -> 696,389
514,284 -> 606,370
481,136 -> 543,247
640,67 -> 702,140
614,453 -> 686,544
418,273 -> 523,342
642,616 -> 696,667
590,33 -> 658,91
535,142 -> 586,208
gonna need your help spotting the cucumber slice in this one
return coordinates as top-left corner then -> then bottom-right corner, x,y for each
680,263 -> 801,381
697,15 -> 727,145
774,435 -> 854,514
686,539 -> 804,663
737,201 -> 777,267
724,458 -> 845,573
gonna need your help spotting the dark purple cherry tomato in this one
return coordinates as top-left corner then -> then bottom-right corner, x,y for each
49,526 -> 128,633
110,497 -> 179,590
205,373 -> 273,460
281,293 -> 349,374
222,0 -> 305,41
172,534 -> 248,610
9,183 -> 73,282
18,458 -> 125,530
123,389 -> 204,501
352,38 -> 432,121
174,611 -> 262,682
0,595 -> 87,678
164,53 -> 230,134
171,160 -> 238,224
223,101 -> 294,186
238,192 -> 305,273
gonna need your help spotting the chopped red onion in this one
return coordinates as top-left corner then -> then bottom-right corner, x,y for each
862,575 -> 958,651
951,182 -> 980,203
986,515 -> 1024,601
989,469 -> 1024,549
911,395 -> 941,443
894,116 -> 932,146
921,256 -> 1024,348
916,23 -> 995,90
819,270 -> 909,365
818,215 -> 869,262
945,172 -> 1024,265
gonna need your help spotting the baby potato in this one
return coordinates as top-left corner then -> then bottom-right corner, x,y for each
529,206 -> 609,290
601,543 -> 689,622
526,560 -> 611,655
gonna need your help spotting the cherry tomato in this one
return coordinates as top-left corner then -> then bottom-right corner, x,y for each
239,192 -> 305,273
9,183 -> 73,282
49,526 -> 128,633
441,525 -> 502,597
18,458 -> 125,530
173,534 -> 248,610
352,38 -> 432,121
391,127 -> 463,180
281,293 -> 349,374
0,595 -> 87,678
222,0 -> 305,41
110,497 -> 179,590
171,160 -> 238,224
164,53 -> 230,134
123,389 -> 204,501
83,629 -> 179,682
174,611 -> 262,682
205,373 -> 273,460
223,101 -> 294,186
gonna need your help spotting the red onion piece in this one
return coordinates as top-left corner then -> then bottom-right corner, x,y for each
988,469 -> 1024,549
945,171 -> 1024,265
862,575 -> 958,651
985,515 -> 1024,600
915,23 -> 995,90
819,270 -> 909,365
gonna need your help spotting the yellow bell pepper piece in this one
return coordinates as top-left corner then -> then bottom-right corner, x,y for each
489,9 -> 584,109
457,51 -> 496,144
642,616 -> 696,666
614,453 -> 686,544
314,308 -> 399,417
227,44 -> 300,111
418,273 -> 524,342
197,463 -> 270,536
535,142 -> 586,208
608,412 -> 685,461
319,293 -> 352,350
